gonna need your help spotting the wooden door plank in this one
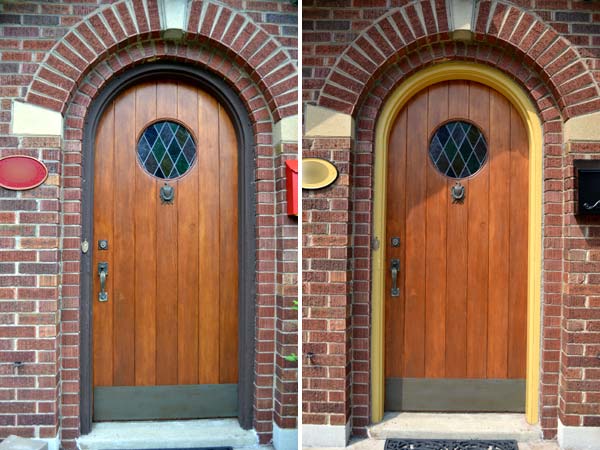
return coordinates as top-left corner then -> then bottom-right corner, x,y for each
466,82 -> 490,378
155,82 -> 179,385
219,105 -> 239,384
112,88 -> 136,386
93,102 -> 115,387
508,106 -> 528,378
402,92 -> 428,378
385,108 -> 408,378
445,81 -> 469,378
198,91 -> 221,384
177,83 -> 200,385
487,90 -> 511,379
424,82 -> 448,378
133,82 -> 157,386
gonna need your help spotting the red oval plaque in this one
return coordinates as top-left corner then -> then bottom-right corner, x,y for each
0,156 -> 48,191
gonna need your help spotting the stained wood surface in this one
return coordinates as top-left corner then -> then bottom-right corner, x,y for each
385,80 -> 528,382
93,81 -> 239,391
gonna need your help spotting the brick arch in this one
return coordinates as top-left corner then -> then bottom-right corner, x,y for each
63,40 -> 274,142
355,40 -> 560,141
25,0 -> 297,121
318,0 -> 599,120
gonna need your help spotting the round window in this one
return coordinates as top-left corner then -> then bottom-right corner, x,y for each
137,121 -> 196,179
429,121 -> 488,179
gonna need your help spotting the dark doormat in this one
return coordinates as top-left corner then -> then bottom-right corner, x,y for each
385,439 -> 518,450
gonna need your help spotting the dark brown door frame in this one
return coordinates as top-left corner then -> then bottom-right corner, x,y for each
79,62 -> 256,433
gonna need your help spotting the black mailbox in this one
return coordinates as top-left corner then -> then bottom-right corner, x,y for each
575,159 -> 600,215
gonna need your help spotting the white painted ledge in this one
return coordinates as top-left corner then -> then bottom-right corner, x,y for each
302,422 -> 350,447
304,105 -> 354,138
273,422 -> 298,450
11,101 -> 63,136
558,419 -> 600,450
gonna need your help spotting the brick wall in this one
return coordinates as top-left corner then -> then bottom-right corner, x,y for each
273,142 -> 299,431
0,136 -> 62,441
559,144 -> 600,428
302,0 -> 600,441
302,137 -> 352,428
0,0 -> 297,447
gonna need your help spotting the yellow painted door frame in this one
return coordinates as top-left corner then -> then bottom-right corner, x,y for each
371,62 -> 543,425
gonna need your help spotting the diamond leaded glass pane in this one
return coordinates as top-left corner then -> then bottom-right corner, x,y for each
429,121 -> 488,179
137,121 -> 196,179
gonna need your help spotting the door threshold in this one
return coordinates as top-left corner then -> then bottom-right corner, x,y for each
76,418 -> 259,450
368,413 -> 541,442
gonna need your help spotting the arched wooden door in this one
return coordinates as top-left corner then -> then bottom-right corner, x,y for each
384,80 -> 528,411
92,80 -> 239,420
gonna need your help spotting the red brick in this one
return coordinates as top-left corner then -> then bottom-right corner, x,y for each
487,2 -> 508,35
405,4 -> 425,39
103,8 -> 126,42
88,15 -> 116,49
30,80 -> 68,104
114,3 -> 136,37
390,11 -> 415,46
200,3 -> 219,36
499,8 -> 522,41
187,0 -> 202,32
146,0 -> 161,31
222,14 -> 245,46
211,7 -> 232,41
127,2 -> 147,35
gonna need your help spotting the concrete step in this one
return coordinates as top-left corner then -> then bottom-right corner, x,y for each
76,419 -> 259,450
368,413 -> 542,442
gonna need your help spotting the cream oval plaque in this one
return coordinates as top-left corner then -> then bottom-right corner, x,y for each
302,158 -> 338,190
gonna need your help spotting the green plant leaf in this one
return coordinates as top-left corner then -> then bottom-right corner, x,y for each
284,353 -> 298,362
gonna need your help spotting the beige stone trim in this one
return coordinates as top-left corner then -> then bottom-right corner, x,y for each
564,111 -> 600,142
304,105 -> 354,138
273,115 -> 298,153
160,0 -> 188,31
11,101 -> 63,136
450,0 -> 474,31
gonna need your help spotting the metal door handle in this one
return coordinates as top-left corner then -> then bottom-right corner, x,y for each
390,258 -> 400,297
98,262 -> 108,302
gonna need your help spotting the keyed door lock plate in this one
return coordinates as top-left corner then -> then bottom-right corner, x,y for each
98,239 -> 108,250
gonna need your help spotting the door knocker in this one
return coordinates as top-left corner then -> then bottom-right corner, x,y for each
451,181 -> 465,203
160,183 -> 174,204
